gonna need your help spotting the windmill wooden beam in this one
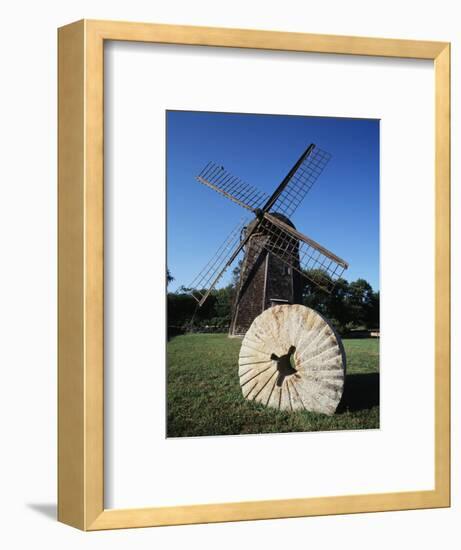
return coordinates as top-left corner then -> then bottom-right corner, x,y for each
263,212 -> 348,269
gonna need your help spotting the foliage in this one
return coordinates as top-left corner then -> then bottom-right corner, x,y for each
167,284 -> 235,329
168,267 -> 379,334
167,334 -> 379,437
302,270 -> 379,333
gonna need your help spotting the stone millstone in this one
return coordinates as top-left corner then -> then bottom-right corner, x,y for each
238,304 -> 345,415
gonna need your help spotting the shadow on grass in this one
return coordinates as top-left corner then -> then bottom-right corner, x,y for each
337,372 -> 379,413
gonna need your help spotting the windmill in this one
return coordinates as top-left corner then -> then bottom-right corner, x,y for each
189,143 -> 349,337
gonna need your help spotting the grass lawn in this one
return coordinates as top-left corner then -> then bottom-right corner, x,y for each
167,333 -> 379,437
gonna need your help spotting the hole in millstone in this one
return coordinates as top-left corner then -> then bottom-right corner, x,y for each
271,345 -> 297,387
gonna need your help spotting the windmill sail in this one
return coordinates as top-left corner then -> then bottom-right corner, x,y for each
269,147 -> 331,218
196,162 -> 269,212
260,213 -> 348,293
188,218 -> 250,305
233,213 -> 347,299
189,143 -> 347,313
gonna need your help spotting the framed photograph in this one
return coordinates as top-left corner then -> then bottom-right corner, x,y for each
58,19 -> 450,530
166,110 -> 380,434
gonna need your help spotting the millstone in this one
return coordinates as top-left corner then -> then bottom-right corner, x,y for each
238,304 -> 345,415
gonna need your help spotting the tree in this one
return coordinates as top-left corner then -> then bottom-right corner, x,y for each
347,279 -> 374,327
325,277 -> 351,331
167,292 -> 196,327
167,265 -> 379,335
214,285 -> 234,320
365,290 -> 380,329
166,268 -> 174,286
301,270 -> 379,333
301,269 -> 332,317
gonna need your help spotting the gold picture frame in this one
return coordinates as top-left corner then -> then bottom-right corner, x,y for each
58,19 -> 450,530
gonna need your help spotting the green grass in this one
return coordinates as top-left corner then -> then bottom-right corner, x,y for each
167,334 -> 379,437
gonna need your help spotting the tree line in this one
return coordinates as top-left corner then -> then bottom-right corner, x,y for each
167,268 -> 379,335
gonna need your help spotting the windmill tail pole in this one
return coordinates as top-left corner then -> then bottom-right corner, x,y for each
186,303 -> 201,333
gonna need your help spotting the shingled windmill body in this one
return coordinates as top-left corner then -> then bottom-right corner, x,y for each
230,213 -> 303,335
189,143 -> 349,337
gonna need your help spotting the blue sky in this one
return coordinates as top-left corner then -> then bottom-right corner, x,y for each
167,110 -> 380,292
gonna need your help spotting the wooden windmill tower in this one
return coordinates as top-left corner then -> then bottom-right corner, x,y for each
189,144 -> 348,336
229,212 -> 303,335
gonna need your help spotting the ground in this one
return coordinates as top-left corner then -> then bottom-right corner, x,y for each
167,334 -> 379,437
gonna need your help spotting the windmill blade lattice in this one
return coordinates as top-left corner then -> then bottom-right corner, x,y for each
196,162 -> 269,212
188,217 -> 249,304
259,215 -> 347,293
269,147 -> 331,218
234,215 -> 347,297
188,142 -> 348,317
